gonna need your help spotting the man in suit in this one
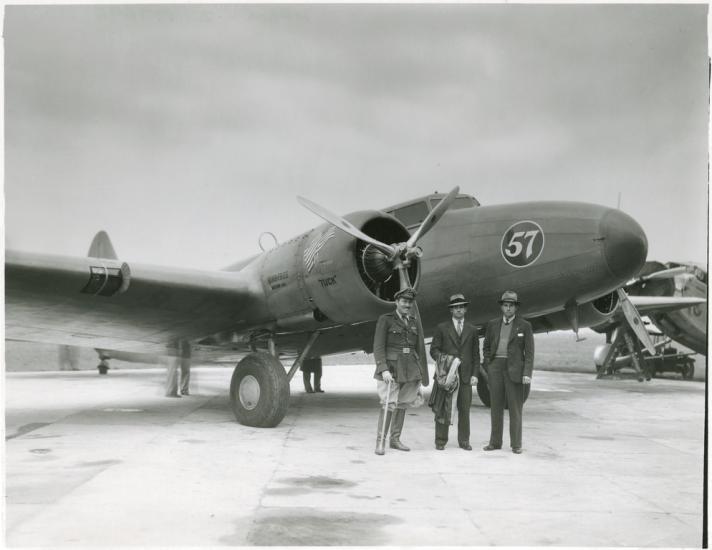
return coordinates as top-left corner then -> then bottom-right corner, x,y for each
429,294 -> 480,450
481,291 -> 534,454
373,287 -> 429,455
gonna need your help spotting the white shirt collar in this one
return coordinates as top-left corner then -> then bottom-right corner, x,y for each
503,316 -> 514,325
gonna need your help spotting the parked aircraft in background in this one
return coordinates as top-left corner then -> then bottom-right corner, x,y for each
590,261 -> 706,380
9,187 -> 695,426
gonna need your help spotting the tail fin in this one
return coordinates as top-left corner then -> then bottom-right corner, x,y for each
88,231 -> 118,259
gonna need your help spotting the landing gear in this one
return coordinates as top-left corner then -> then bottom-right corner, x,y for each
97,359 -> 110,375
681,361 -> 695,380
229,352 -> 289,427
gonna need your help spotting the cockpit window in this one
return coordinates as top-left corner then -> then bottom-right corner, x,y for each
391,201 -> 430,227
430,196 -> 479,209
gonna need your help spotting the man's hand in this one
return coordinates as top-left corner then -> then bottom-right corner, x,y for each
522,376 -> 532,385
470,376 -> 477,386
382,371 -> 393,383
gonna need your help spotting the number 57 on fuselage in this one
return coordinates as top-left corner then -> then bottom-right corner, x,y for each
5,189 -> 648,427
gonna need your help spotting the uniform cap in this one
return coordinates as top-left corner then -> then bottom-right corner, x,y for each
394,288 -> 417,301
498,290 -> 520,305
448,294 -> 469,308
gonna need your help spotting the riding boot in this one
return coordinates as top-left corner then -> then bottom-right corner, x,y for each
389,408 -> 410,451
314,370 -> 324,393
375,409 -> 393,455
303,372 -> 314,393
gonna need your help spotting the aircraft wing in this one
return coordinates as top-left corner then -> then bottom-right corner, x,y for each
628,295 -> 706,314
6,250 -> 268,354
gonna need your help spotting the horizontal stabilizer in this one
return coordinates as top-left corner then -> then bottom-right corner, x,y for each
88,231 -> 118,259
628,295 -> 706,314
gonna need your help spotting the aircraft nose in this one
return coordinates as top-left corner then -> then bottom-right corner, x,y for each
599,208 -> 648,279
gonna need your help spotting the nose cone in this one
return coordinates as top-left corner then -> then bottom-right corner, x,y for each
600,209 -> 648,280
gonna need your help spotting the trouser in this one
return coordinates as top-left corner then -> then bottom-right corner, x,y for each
488,358 -> 524,449
435,383 -> 472,446
376,379 -> 420,444
302,365 -> 323,392
165,357 -> 191,396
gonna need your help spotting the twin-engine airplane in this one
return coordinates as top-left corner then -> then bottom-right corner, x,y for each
7,187 -> 665,427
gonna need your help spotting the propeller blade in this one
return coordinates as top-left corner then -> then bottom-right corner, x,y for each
625,265 -> 691,287
641,265 -> 691,281
406,186 -> 460,248
297,196 -> 396,257
616,288 -> 656,355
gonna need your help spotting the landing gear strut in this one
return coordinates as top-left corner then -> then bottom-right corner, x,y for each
597,327 -> 650,381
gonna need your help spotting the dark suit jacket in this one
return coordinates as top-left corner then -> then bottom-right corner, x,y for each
373,311 -> 428,385
482,315 -> 534,382
429,319 -> 480,382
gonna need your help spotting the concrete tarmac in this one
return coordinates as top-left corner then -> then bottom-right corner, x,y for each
4,365 -> 705,547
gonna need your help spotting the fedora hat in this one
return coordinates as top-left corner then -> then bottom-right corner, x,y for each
448,294 -> 469,308
498,290 -> 520,305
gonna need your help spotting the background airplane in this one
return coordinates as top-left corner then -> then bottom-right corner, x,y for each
8,188 -> 702,427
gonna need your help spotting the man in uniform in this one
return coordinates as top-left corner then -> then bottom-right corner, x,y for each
482,291 -> 534,454
429,294 -> 480,450
373,287 -> 429,455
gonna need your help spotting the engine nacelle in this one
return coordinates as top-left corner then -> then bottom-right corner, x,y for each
532,292 -> 619,333
257,211 -> 418,330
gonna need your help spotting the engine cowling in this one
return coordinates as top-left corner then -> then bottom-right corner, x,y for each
258,211 -> 418,330
531,292 -> 619,334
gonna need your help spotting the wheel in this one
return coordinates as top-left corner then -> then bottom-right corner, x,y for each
477,378 -> 491,407
682,361 -> 695,380
97,361 -> 109,375
475,372 -> 530,408
230,352 -> 289,427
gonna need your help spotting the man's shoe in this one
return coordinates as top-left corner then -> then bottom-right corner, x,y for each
512,447 -> 523,454
436,444 -> 445,450
390,439 -> 410,452
482,444 -> 501,451
459,443 -> 473,451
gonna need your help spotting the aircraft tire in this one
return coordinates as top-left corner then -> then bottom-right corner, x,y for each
230,352 -> 289,427
476,378 -> 530,408
476,380 -> 491,407
682,361 -> 695,380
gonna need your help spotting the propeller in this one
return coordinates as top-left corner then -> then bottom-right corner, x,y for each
298,186 -> 460,294
616,288 -> 656,355
625,265 -> 692,287
297,196 -> 396,257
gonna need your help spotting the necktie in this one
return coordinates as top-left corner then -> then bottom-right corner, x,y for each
457,320 -> 462,335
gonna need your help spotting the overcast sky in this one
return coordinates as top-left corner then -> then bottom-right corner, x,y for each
5,4 -> 709,269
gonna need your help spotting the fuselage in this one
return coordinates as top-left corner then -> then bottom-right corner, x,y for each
241,199 -> 647,358
5,197 -> 648,361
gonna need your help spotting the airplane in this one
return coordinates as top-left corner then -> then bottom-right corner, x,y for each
589,260 -> 707,380
7,186 -> 679,427
623,261 -> 706,354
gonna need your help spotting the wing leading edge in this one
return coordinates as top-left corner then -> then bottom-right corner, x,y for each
6,250 -> 269,354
